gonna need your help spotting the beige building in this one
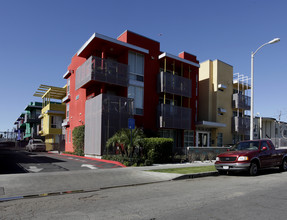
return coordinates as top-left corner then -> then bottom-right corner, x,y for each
198,60 -> 250,147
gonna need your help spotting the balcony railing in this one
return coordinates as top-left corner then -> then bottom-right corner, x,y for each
158,71 -> 192,98
232,116 -> 250,135
158,104 -> 191,130
232,93 -> 251,110
62,118 -> 70,127
24,114 -> 41,123
75,56 -> 129,90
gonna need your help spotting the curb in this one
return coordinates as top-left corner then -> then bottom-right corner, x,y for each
0,171 -> 219,203
173,171 -> 219,180
47,151 -> 126,167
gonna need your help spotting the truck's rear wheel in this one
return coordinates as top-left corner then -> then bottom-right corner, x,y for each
249,162 -> 258,176
280,158 -> 287,172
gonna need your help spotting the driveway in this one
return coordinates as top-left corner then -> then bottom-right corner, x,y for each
0,149 -> 124,174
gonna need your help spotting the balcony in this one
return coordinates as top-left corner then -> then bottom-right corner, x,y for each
232,93 -> 251,110
24,113 -> 41,123
232,116 -> 250,135
158,72 -> 192,98
62,94 -> 71,103
62,118 -> 70,127
75,56 -> 128,90
158,104 -> 191,130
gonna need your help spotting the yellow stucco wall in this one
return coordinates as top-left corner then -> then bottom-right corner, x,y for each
214,60 -> 233,145
40,103 -> 66,145
198,60 -> 233,146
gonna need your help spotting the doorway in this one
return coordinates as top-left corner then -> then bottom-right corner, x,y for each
196,131 -> 210,147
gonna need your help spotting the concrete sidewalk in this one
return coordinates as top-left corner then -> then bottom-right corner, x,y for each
0,162 -> 217,201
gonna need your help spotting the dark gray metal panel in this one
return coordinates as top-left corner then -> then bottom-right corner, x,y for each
232,116 -> 250,135
76,56 -> 128,91
158,104 -> 191,130
232,93 -> 251,110
159,71 -> 192,98
85,94 -> 133,156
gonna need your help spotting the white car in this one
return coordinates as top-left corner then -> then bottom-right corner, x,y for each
26,139 -> 46,152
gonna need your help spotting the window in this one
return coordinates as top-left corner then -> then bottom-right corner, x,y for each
261,141 -> 269,150
128,86 -> 144,115
128,51 -> 144,82
67,78 -> 70,95
66,130 -> 68,143
159,129 -> 174,139
51,116 -> 62,129
69,130 -> 71,143
184,130 -> 194,147
217,133 -> 223,147
196,74 -> 198,96
66,103 -> 69,119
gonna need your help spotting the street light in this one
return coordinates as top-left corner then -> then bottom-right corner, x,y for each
250,38 -> 280,140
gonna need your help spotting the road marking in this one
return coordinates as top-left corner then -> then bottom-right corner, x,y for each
27,166 -> 43,173
81,164 -> 98,169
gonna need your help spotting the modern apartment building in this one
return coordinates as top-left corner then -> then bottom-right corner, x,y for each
34,85 -> 66,151
23,102 -> 42,140
63,30 -> 199,156
14,113 -> 25,141
198,60 -> 250,146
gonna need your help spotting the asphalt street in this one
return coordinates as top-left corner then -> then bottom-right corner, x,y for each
1,170 -> 287,220
0,149 -> 124,174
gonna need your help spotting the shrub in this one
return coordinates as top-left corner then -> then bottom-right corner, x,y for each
106,128 -> 144,157
72,125 -> 85,156
188,153 -> 198,163
142,138 -> 173,164
207,152 -> 215,162
200,153 -> 206,162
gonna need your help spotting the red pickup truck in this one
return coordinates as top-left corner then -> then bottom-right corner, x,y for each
215,139 -> 287,175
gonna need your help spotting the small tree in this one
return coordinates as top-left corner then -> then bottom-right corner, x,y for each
72,125 -> 85,156
106,128 -> 144,157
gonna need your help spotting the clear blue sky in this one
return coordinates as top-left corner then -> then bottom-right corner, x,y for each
0,0 -> 286,131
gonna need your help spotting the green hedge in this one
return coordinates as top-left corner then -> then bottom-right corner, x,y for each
141,137 -> 173,164
103,137 -> 173,166
72,125 -> 85,156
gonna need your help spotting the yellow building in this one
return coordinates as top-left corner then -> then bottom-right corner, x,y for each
34,85 -> 66,151
198,60 -> 250,147
198,60 -> 233,147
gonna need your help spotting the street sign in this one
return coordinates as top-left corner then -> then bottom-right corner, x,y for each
128,118 -> 135,129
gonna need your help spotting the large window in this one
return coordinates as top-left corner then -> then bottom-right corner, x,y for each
51,116 -> 62,129
184,130 -> 194,147
128,51 -> 145,115
67,78 -> 70,95
217,133 -> 223,147
128,86 -> 144,115
66,103 -> 69,119
128,51 -> 144,81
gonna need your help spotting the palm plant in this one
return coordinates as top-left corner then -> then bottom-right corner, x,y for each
106,128 -> 144,157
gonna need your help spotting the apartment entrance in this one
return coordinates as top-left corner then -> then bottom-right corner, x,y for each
196,131 -> 210,147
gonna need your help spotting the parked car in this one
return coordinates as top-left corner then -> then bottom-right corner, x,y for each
215,139 -> 287,175
26,139 -> 46,152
